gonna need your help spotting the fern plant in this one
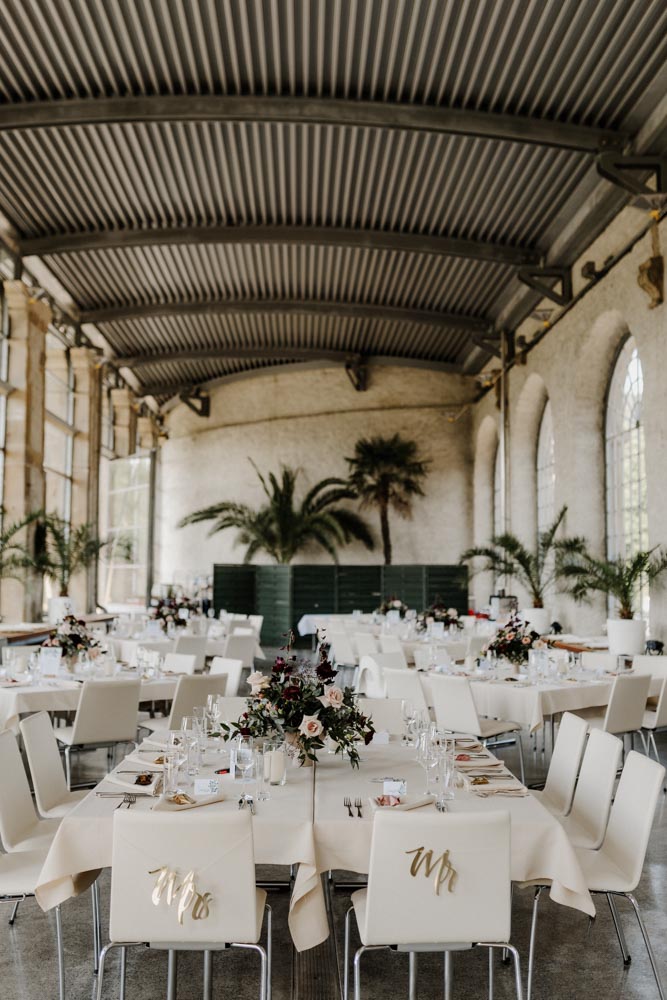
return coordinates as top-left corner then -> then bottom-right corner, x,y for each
460,507 -> 585,608
558,547 -> 667,619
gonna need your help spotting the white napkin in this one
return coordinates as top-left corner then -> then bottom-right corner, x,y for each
106,770 -> 162,795
474,787 -> 529,798
368,795 -> 434,812
124,749 -> 167,768
152,792 -> 226,811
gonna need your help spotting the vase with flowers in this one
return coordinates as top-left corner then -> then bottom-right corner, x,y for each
416,598 -> 463,632
375,596 -> 409,618
150,596 -> 200,633
225,633 -> 375,766
482,615 -> 542,669
41,615 -> 100,673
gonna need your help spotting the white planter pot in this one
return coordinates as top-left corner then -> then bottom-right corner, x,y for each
606,618 -> 646,656
48,596 -> 74,625
521,607 -> 550,635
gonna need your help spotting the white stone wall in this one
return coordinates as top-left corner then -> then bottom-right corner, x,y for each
159,366 -> 475,587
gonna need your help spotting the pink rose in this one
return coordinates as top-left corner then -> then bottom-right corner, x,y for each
298,714 -> 324,739
319,685 -> 344,709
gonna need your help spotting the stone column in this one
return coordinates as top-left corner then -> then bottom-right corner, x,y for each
70,347 -> 102,613
137,413 -> 159,452
111,387 -> 137,458
1,281 -> 50,621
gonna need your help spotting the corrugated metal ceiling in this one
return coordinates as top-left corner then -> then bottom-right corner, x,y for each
0,0 -> 665,402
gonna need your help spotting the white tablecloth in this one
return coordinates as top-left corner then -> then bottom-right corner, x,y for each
114,635 -> 265,665
0,676 -> 179,733
35,736 -> 595,953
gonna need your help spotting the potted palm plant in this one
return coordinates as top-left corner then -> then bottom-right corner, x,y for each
0,508 -> 44,618
460,507 -> 585,635
559,547 -> 667,655
179,462 -> 374,563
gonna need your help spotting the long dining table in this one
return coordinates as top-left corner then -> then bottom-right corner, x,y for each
34,734 -> 594,953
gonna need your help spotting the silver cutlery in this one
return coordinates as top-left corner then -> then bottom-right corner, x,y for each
354,797 -> 363,818
115,793 -> 137,810
343,796 -> 353,817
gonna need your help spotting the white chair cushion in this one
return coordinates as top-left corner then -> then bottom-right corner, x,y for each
575,846 -> 632,894
478,717 -> 521,739
40,789 -> 88,819
10,818 -> 61,853
0,849 -> 49,894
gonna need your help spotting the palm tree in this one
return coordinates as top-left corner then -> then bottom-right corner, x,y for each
0,508 -> 43,581
460,507 -> 585,608
178,463 -> 375,564
559,546 -> 667,619
34,515 -> 126,596
345,434 -> 430,565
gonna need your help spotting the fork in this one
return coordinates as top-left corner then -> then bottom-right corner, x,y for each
354,797 -> 363,818
116,793 -> 136,810
344,796 -> 353,817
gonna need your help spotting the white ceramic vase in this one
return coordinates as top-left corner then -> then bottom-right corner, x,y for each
521,607 -> 550,635
606,618 -> 646,656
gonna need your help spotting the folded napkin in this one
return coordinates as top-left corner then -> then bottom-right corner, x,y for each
474,787 -> 529,798
140,737 -> 170,751
0,677 -> 32,687
152,792 -> 226,811
106,770 -> 162,795
124,750 -> 165,769
368,795 -> 433,812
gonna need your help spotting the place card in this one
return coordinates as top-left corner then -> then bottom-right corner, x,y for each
194,778 -> 219,796
383,778 -> 407,796
372,730 -> 390,745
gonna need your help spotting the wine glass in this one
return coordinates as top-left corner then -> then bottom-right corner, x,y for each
417,732 -> 440,796
401,699 -> 417,746
236,741 -> 255,798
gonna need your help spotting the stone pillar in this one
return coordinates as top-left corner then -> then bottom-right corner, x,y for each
70,347 -> 102,613
1,281 -> 50,621
137,413 -> 159,452
111,387 -> 137,458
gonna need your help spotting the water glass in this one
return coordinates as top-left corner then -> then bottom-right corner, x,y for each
185,735 -> 201,777
265,740 -> 287,786
436,750 -> 456,806
254,749 -> 270,801
163,748 -> 182,795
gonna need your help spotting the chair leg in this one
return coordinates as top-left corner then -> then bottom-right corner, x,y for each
55,904 -> 65,1000
607,893 -> 631,965
516,732 -> 525,785
526,886 -> 543,1000
231,943 -> 268,1000
64,746 -> 71,790
8,895 -> 24,925
444,951 -> 453,1000
626,893 -> 666,1000
203,950 -> 212,1000
484,944 -> 523,1000
650,732 -> 660,763
120,946 -> 127,1000
408,951 -> 417,1000
167,949 -> 177,1000
92,880 -> 101,974
265,903 -> 272,1000
489,947 -> 494,1000
344,907 -> 353,1000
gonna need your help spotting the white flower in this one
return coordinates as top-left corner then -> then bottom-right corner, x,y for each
299,714 -> 324,739
247,671 -> 270,695
392,600 -> 402,608
447,608 -> 458,618
319,685 -> 344,709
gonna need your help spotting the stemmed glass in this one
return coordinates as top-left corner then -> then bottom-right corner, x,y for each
401,699 -> 417,746
236,738 -> 255,802
206,694 -> 223,753
417,731 -> 440,796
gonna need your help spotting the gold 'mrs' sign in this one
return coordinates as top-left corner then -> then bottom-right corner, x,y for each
149,867 -> 212,924
405,846 -> 457,896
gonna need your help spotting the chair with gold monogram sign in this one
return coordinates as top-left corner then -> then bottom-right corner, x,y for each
96,810 -> 271,1000
343,809 -> 522,1000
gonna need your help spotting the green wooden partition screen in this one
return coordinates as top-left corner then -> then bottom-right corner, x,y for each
213,564 -> 469,646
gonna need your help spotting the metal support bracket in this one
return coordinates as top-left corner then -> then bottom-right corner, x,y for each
471,331 -> 502,359
345,356 -> 368,392
178,387 -> 210,418
517,266 -> 573,306
597,152 -> 667,197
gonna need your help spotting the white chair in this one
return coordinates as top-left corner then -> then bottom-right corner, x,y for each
413,647 -> 433,671
0,730 -> 60,851
224,633 -> 258,670
575,673 -> 651,745
230,625 -> 254,637
248,615 -> 264,640
641,676 -> 667,761
19,712 -> 88,818
209,657 -> 244,697
357,698 -> 404,734
148,675 -> 229,734
354,633 -> 379,658
430,675 -> 525,783
466,635 -> 488,659
529,712 -> 588,816
163,652 -> 197,675
355,655 -> 386,699
443,640 -> 467,661
557,729 -> 623,849
382,668 -> 429,715
330,633 -> 357,669
632,654 -> 667,678
55,679 -> 141,788
343,810 -> 522,1000
528,752 -> 666,1000
173,635 -> 208,672
217,696 -> 249,722
378,635 -> 405,658
97,810 -> 271,1000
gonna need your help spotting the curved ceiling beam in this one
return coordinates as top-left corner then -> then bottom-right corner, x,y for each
0,96 -> 625,153
82,298 -> 491,333
23,224 -> 539,266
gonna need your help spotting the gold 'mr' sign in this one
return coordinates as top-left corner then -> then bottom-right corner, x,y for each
405,846 -> 457,896
149,867 -> 212,924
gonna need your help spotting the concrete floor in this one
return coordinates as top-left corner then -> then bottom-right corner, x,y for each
2,711 -> 667,999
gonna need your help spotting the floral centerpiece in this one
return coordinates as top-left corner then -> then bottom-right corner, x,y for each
225,634 -> 375,766
42,615 -> 100,666
150,596 -> 200,632
416,598 -> 463,632
482,615 -> 542,665
375,596 -> 408,617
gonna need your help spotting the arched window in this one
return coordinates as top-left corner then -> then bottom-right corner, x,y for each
493,443 -> 502,536
605,337 -> 648,613
536,401 -> 555,536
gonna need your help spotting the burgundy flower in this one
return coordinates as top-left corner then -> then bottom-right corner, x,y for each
364,729 -> 374,745
282,685 -> 300,700
238,726 -> 251,737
